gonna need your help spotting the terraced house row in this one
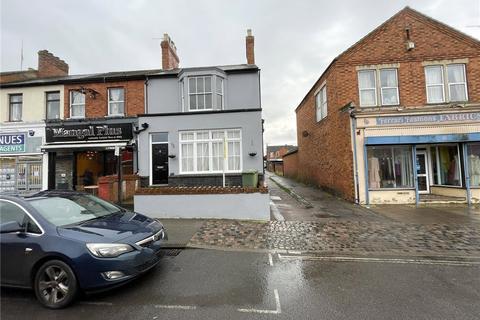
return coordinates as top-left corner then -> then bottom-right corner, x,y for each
0,31 -> 264,198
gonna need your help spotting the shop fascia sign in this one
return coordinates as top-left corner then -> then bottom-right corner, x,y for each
0,133 -> 26,153
375,112 -> 480,125
46,123 -> 133,142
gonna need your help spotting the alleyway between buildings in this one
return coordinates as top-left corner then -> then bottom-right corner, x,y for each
186,172 -> 480,259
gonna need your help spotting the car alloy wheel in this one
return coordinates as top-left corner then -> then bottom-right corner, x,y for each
34,260 -> 78,309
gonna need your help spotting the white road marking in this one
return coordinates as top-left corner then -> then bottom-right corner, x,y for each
270,196 -> 282,201
80,301 -> 114,306
237,289 -> 281,314
270,200 -> 285,221
278,254 -> 480,267
268,253 -> 274,266
154,304 -> 197,310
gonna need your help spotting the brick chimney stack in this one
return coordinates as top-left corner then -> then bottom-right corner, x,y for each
37,50 -> 69,78
161,33 -> 180,70
246,29 -> 255,65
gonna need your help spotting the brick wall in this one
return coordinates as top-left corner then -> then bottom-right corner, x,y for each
294,7 -> 480,201
38,50 -> 69,78
283,152 -> 298,179
64,80 -> 145,118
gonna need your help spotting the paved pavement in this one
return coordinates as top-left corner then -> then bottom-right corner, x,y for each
185,173 -> 480,258
2,249 -> 479,319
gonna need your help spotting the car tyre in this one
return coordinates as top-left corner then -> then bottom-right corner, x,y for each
34,260 -> 78,309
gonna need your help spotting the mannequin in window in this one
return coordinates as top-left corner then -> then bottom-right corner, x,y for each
369,156 -> 381,189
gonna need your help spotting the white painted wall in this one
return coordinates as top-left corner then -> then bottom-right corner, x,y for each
134,193 -> 270,220
0,85 -> 64,122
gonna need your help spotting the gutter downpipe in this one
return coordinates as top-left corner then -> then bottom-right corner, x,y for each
349,109 -> 360,204
462,143 -> 471,206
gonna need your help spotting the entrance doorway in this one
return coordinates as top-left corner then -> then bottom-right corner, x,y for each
150,133 -> 169,185
416,150 -> 429,194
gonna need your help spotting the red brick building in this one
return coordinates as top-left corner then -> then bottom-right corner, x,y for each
266,145 -> 297,175
295,7 -> 480,205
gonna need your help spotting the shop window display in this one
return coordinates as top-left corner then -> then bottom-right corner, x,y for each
431,145 -> 461,186
367,146 -> 413,189
467,143 -> 480,187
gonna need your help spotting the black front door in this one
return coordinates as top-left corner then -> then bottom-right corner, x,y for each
152,144 -> 168,184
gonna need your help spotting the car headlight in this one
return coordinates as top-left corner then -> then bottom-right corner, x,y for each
86,243 -> 134,258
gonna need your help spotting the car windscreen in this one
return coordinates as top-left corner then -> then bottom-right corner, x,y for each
29,194 -> 121,227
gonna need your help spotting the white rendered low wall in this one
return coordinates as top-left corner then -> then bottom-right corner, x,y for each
134,193 -> 270,220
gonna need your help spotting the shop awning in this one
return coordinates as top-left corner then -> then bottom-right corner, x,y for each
41,141 -> 128,151
365,133 -> 480,145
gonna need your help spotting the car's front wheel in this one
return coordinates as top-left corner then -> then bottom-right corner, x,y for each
34,260 -> 78,309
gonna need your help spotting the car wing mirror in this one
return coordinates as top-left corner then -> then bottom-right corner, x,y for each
0,221 -> 24,234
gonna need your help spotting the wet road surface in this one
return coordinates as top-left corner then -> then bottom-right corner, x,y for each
2,249 -> 479,319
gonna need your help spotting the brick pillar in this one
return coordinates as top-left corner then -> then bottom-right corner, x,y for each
161,33 -> 180,70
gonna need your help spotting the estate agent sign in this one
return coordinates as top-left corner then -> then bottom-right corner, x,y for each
0,133 -> 25,153
46,122 -> 133,143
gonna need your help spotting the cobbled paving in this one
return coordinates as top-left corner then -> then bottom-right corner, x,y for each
188,220 -> 480,256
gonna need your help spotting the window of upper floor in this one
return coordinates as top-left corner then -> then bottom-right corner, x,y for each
424,63 -> 468,104
46,91 -> 60,120
8,94 -> 22,122
70,90 -> 85,118
184,75 -> 224,112
315,84 -> 327,121
108,87 -> 125,116
358,68 -> 399,107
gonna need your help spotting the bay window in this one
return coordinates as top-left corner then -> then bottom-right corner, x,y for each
367,146 -> 413,189
187,75 -> 224,111
425,64 -> 468,103
179,129 -> 241,173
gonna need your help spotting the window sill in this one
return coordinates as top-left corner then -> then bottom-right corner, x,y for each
105,114 -> 125,118
430,184 -> 463,188
68,116 -> 85,120
6,120 -> 23,123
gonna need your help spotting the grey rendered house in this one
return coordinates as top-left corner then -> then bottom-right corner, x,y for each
136,32 -> 264,186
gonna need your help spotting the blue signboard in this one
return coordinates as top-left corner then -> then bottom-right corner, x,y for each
376,112 -> 480,125
0,133 -> 26,153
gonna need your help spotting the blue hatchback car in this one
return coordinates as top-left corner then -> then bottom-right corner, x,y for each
0,191 -> 167,309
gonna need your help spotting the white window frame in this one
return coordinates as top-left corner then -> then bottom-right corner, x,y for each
179,129 -> 242,174
446,64 -> 468,102
8,93 -> 23,122
315,84 -> 327,122
46,91 -> 61,120
69,91 -> 85,118
107,87 -> 125,116
425,65 -> 445,104
379,68 -> 399,106
187,75 -> 224,112
358,70 -> 378,107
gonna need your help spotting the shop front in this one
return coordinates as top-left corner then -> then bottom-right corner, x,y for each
354,108 -> 480,205
0,122 -> 47,193
43,118 -> 137,191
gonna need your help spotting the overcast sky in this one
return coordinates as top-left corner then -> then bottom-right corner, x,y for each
1,0 -> 479,146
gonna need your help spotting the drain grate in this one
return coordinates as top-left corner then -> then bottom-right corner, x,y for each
162,248 -> 183,256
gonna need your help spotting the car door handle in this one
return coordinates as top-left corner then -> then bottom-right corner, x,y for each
25,247 -> 33,254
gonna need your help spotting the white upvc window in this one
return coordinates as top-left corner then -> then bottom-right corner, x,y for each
447,64 -> 468,102
187,75 -> 224,111
70,91 -> 85,118
358,68 -> 399,107
315,85 -> 327,122
425,63 -> 468,103
358,70 -> 377,107
108,87 -> 125,116
425,65 -> 445,103
179,129 -> 241,174
380,69 -> 399,105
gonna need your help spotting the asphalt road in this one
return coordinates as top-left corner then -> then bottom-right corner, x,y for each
1,249 -> 479,320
